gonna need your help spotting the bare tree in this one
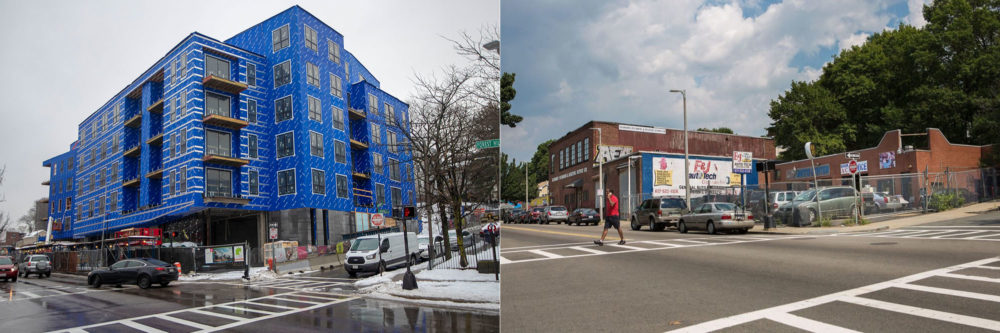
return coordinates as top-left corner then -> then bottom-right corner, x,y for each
0,165 -> 10,236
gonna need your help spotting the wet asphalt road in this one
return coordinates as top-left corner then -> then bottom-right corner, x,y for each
500,211 -> 1000,332
0,266 -> 498,332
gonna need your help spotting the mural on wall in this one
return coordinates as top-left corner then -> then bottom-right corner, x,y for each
651,157 -> 734,197
879,152 -> 896,169
596,145 -> 633,163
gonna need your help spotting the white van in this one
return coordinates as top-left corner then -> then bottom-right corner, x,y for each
345,232 -> 420,277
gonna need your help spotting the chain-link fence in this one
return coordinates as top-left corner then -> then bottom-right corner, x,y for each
48,242 -> 253,274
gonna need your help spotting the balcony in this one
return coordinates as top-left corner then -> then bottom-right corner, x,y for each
146,132 -> 163,145
203,191 -> 250,205
353,188 -> 374,207
123,144 -> 140,157
147,99 -> 164,114
202,147 -> 248,167
348,108 -> 366,119
123,176 -> 140,188
145,168 -> 163,179
42,180 -> 50,186
349,139 -> 369,150
202,75 -> 248,94
124,113 -> 142,128
352,171 -> 371,180
203,113 -> 248,129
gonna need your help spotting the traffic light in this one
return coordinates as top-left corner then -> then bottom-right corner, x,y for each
403,206 -> 416,219
169,231 -> 178,238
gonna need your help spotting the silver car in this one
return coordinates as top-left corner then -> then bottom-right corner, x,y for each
678,202 -> 753,234
19,254 -> 51,278
542,205 -> 569,224
418,235 -> 446,261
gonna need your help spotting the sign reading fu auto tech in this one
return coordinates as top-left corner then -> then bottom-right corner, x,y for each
732,151 -> 753,174
651,156 -> 734,197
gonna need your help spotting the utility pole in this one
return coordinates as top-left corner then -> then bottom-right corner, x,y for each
670,90 -> 690,211
591,127 -> 603,220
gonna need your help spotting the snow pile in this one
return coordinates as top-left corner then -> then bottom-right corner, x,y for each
179,266 -> 272,281
356,268 -> 499,311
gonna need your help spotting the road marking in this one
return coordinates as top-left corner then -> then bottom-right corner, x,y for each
502,226 -> 606,239
498,256 -> 511,264
895,283 -> 1000,303
18,291 -> 41,298
526,249 -> 564,259
939,273 -> 1000,284
848,229 -> 1000,241
159,314 -> 214,330
966,232 -> 1000,239
671,239 -> 708,244
902,230 -> 957,238
119,320 -> 167,333
642,241 -> 683,248
908,226 -> 1000,229
570,246 -> 608,254
243,301 -> 299,311
930,230 -> 986,238
665,256 -> 1000,333
610,244 -> 646,251
503,236 -> 811,265
267,295 -> 322,305
765,312 -> 861,333
196,296 -> 357,332
839,295 -> 1000,330
188,309 -> 247,322
213,305 -> 276,315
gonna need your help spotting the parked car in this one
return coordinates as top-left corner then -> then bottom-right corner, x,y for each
630,197 -> 687,231
514,210 -> 529,224
0,256 -> 17,282
862,192 -> 909,214
759,191 -> 799,218
505,209 -> 524,223
450,230 -> 476,251
88,258 -> 177,289
528,207 -> 545,224
775,187 -> 858,226
678,202 -> 753,234
19,254 -> 51,278
417,235 -> 446,261
567,208 -> 600,225
345,232 -> 420,277
542,205 -> 569,224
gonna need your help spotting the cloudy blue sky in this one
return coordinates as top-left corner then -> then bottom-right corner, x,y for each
500,0 -> 930,163
0,0 -> 496,225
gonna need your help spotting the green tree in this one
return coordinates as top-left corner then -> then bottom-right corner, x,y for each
527,140 -> 554,191
696,127 -> 735,134
500,153 -> 529,202
501,72 -> 523,127
767,81 -> 852,160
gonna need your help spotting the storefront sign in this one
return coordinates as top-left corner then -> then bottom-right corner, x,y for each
653,170 -> 672,186
793,165 -> 830,179
651,157 -> 734,196
596,145 -> 633,164
840,160 -> 869,174
733,151 -> 753,174
618,124 -> 666,134
730,173 -> 742,186
879,151 -> 896,169
552,167 -> 587,182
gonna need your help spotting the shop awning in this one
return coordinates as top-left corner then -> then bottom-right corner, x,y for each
565,179 -> 584,188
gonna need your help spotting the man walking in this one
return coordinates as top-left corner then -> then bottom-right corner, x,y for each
595,189 -> 625,246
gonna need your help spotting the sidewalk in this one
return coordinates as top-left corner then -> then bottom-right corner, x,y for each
354,264 -> 499,312
752,201 -> 1000,235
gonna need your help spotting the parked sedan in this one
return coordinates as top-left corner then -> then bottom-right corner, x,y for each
418,235 -> 446,261
0,256 -> 17,282
88,258 -> 178,289
567,208 -> 600,225
528,207 -> 545,224
862,192 -> 909,214
678,202 -> 753,234
19,254 -> 51,278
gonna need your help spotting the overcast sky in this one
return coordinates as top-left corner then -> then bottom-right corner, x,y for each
501,0 -> 929,163
0,0 -> 497,224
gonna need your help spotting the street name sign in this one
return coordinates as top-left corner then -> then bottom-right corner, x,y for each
475,139 -> 500,149
846,152 -> 861,159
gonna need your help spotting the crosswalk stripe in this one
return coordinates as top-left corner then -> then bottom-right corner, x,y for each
904,230 -> 958,238
641,241 -> 683,248
930,230 -> 987,238
18,291 -> 41,298
119,320 -> 167,333
895,283 -> 1000,303
188,309 -> 247,322
527,249 -> 563,259
966,232 -> 1000,239
840,295 -> 1000,330
570,246 -> 608,254
939,273 -> 1000,284
243,301 -> 298,311
765,312 -> 861,333
671,239 -> 708,244
610,244 -> 646,251
213,305 -> 276,315
498,256 -> 511,264
158,314 -> 213,330
268,295 -> 322,305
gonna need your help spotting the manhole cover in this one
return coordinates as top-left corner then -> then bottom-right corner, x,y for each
870,242 -> 897,246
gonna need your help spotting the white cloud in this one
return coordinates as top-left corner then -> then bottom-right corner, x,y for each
906,0 -> 930,27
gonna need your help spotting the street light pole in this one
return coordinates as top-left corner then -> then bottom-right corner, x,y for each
669,90 -> 690,211
525,162 -> 529,209
627,155 -> 640,218
591,127 -> 603,220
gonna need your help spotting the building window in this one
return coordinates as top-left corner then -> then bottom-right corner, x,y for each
308,96 -> 322,122
389,159 -> 400,181
180,130 -> 187,155
275,96 -> 292,122
385,103 -> 394,125
312,169 -> 325,194
181,90 -> 188,118
330,73 -> 342,97
336,174 -> 348,198
205,54 -> 230,80
571,144 -> 576,165
247,63 -> 256,86
276,132 -> 294,158
272,24 -> 289,52
304,25 -> 317,51
206,130 -> 232,157
584,138 -> 590,162
307,62 -> 320,87
277,169 -> 295,195
368,94 -> 378,115
249,170 -> 259,195
392,187 -> 402,207
112,136 -> 119,153
248,99 -> 257,124
274,60 -> 291,88
373,153 -> 383,174
335,140 -> 346,164
111,163 -> 119,182
371,123 -> 381,144
169,170 -> 175,196
205,92 -> 231,118
309,131 -> 324,157
206,168 -> 232,197
249,134 -> 258,158
109,194 -> 117,212
331,106 -> 344,131
328,40 -> 340,63
376,183 -> 385,206
180,166 -> 186,192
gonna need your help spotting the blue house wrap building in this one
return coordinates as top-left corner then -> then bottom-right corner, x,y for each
41,6 -> 415,254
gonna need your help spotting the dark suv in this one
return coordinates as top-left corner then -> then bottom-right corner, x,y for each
630,197 -> 687,231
